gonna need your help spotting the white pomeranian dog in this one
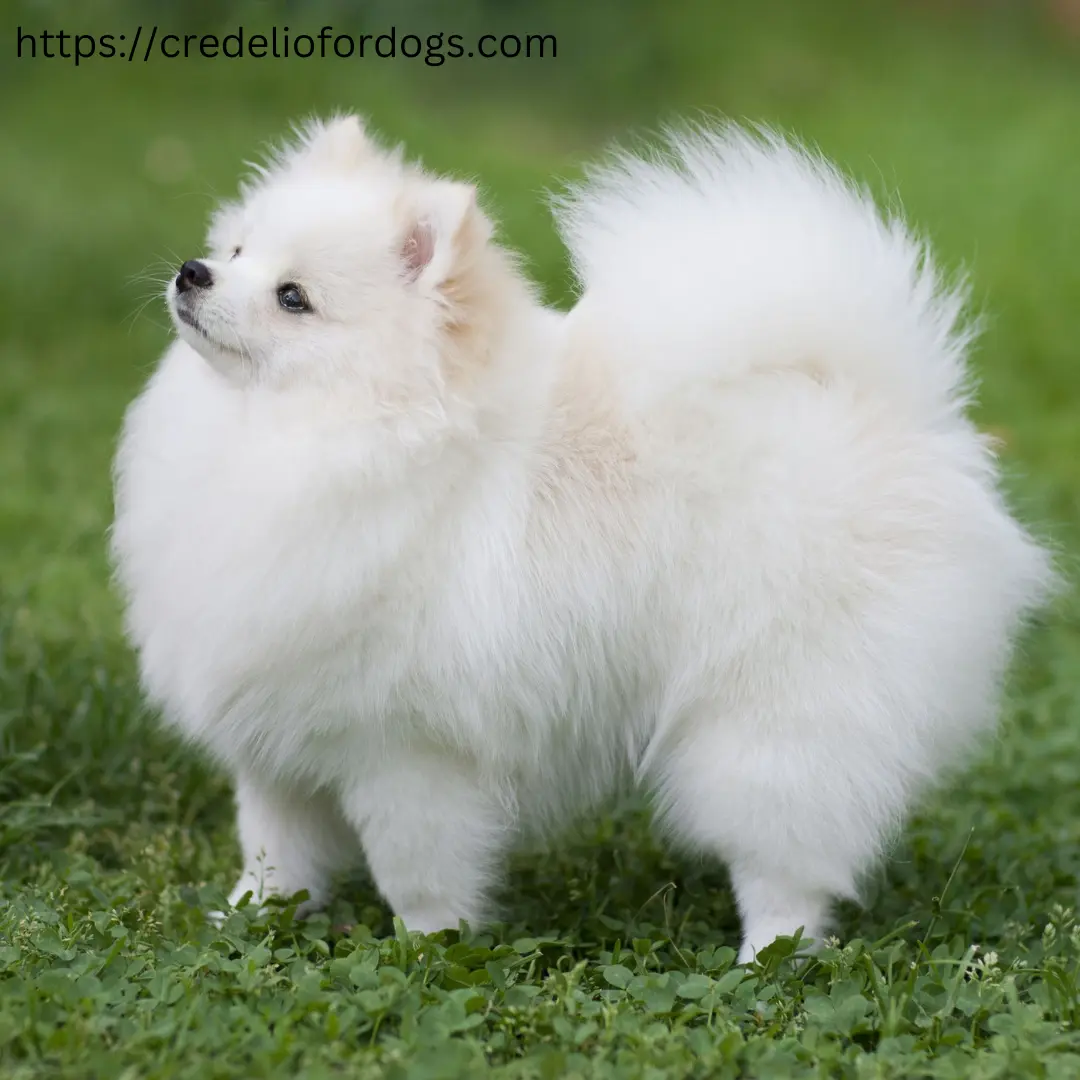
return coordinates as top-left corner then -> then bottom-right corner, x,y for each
110,115 -> 1054,961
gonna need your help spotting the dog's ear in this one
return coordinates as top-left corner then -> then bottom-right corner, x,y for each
399,181 -> 492,294
297,115 -> 375,171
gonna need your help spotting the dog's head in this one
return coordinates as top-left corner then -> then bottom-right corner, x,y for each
167,115 -> 522,404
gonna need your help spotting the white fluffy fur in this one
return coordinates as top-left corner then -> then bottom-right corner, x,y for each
110,116 -> 1054,962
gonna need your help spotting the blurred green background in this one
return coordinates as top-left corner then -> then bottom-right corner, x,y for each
3,0 -> 1080,651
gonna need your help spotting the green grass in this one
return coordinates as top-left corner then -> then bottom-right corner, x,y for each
3,1 -> 1080,1075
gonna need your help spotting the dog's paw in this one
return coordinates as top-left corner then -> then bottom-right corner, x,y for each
207,885 -> 323,928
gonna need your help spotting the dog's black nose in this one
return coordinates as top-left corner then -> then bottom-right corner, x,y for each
176,259 -> 213,293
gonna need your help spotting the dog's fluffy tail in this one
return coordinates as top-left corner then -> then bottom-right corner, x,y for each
555,124 -> 974,425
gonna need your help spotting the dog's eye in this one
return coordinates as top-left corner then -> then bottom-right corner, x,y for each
231,247 -> 241,260
277,283 -> 310,312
